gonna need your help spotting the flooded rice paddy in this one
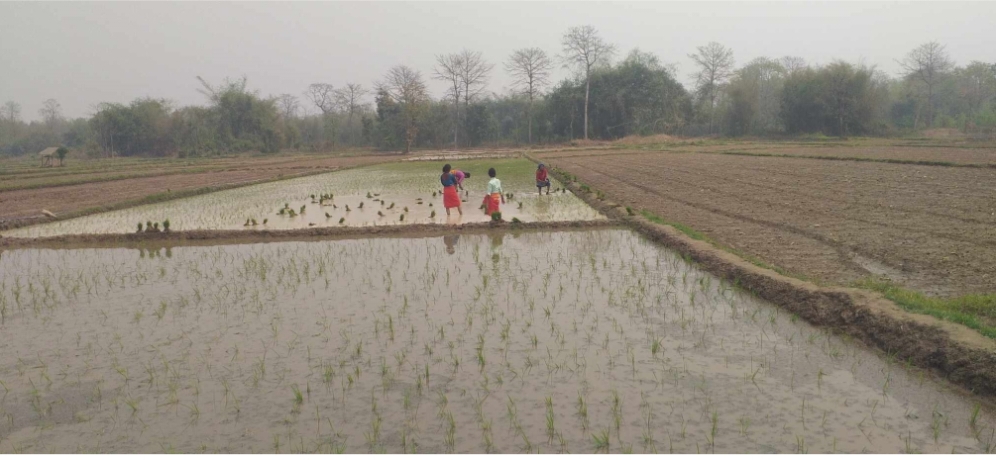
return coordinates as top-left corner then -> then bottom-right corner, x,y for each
0,229 -> 993,453
4,159 -> 602,238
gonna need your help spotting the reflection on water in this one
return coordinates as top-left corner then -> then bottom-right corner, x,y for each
444,234 -> 460,254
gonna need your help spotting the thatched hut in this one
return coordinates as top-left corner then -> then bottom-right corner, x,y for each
38,147 -> 58,167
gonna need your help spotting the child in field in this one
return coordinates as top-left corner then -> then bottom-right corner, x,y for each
440,164 -> 462,216
483,167 -> 505,216
536,163 -> 551,195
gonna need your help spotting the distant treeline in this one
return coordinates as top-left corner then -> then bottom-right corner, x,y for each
1,27 -> 994,157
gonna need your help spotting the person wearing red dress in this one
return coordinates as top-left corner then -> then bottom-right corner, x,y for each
536,163 -> 551,195
440,164 -> 463,216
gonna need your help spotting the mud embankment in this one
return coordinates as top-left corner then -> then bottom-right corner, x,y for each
0,219 -> 620,250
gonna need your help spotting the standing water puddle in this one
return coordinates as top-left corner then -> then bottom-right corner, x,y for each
4,159 -> 603,238
0,229 -> 993,453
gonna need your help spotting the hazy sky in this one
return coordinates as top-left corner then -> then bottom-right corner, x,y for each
2,1 -> 992,121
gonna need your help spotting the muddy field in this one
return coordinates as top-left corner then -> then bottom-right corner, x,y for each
3,159 -> 602,238
1,229 -> 994,454
538,149 -> 996,298
0,155 -> 394,228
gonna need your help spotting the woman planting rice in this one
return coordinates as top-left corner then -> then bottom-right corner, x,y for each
536,163 -> 551,195
440,164 -> 462,216
483,167 -> 505,216
452,169 -> 470,191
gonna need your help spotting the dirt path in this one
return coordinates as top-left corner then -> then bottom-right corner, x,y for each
539,149 -> 996,297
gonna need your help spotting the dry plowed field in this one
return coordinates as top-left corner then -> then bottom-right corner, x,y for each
547,143 -> 996,166
723,145 -> 996,166
539,149 -> 996,296
0,155 -> 393,226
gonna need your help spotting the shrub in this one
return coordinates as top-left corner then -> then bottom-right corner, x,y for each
55,146 -> 68,166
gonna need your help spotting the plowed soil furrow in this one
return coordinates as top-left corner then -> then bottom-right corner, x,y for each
606,157 -> 996,247
635,155 -> 996,217
555,150 -> 996,214
610,155 -> 995,255
606,151 -> 996,209
543,150 -> 996,295
556,160 -> 868,283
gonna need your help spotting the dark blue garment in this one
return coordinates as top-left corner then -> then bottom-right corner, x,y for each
440,173 -> 457,187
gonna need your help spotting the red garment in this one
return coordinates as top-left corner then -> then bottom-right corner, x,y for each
484,193 -> 501,215
442,185 -> 461,209
536,168 -> 548,182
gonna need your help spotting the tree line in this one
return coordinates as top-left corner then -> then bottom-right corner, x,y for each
2,26 -> 994,157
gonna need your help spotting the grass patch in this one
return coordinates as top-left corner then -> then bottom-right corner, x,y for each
857,279 -> 996,339
639,211 -> 707,241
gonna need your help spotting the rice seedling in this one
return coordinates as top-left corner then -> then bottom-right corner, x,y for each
707,411 -> 718,450
592,429 -> 610,452
577,392 -> 589,431
444,410 -> 456,452
546,396 -> 556,441
292,384 -> 304,405
970,403 -> 981,433
738,415 -> 750,436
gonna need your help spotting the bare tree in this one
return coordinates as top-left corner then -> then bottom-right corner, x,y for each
335,83 -> 369,125
780,56 -> 807,75
305,83 -> 340,150
506,47 -> 552,144
332,83 -> 369,145
276,94 -> 299,120
305,83 -> 338,115
561,25 -> 615,140
2,101 -> 21,123
39,98 -> 63,128
458,50 -> 493,109
434,53 -> 465,148
377,66 -> 429,154
689,42 -> 735,134
196,75 -> 251,103
898,41 -> 953,129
